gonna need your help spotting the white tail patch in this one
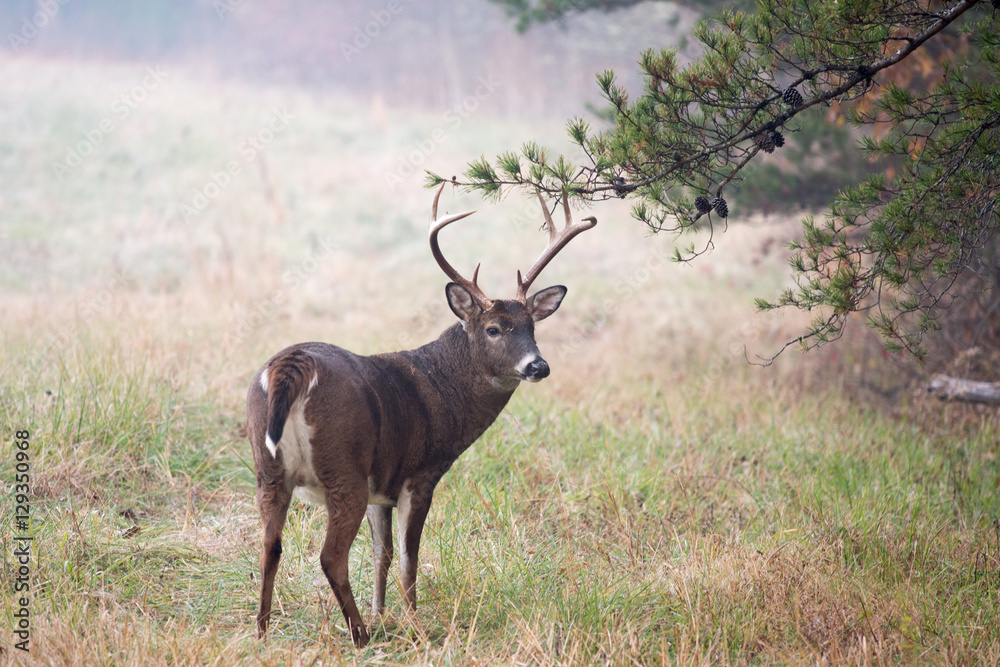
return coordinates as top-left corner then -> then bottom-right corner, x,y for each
262,369 -> 315,460
271,394 -> 325,505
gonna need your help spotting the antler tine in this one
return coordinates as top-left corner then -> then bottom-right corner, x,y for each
429,182 -> 491,307
516,187 -> 597,302
535,186 -> 559,245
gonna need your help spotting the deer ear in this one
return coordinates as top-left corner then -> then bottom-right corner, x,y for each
527,285 -> 567,322
446,282 -> 481,322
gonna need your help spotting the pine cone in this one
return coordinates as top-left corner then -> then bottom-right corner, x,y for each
754,132 -> 776,154
769,130 -> 785,148
694,195 -> 712,214
782,86 -> 803,107
712,196 -> 728,218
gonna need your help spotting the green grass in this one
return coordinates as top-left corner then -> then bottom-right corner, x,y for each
3,340 -> 998,665
1,58 -> 999,665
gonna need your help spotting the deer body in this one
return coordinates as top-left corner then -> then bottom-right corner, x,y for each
248,185 -> 594,647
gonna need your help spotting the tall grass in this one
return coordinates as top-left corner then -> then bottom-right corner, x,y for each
1,57 -> 998,665
3,337 -> 997,665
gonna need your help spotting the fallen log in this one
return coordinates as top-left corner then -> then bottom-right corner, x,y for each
926,374 -> 1000,406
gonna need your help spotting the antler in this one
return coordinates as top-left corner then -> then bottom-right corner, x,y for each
515,187 -> 597,302
429,182 -> 492,307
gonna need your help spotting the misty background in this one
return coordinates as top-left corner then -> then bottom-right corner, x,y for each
1,0 -> 699,118
6,0 -> 979,394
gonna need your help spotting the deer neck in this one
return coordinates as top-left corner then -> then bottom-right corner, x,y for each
404,323 -> 518,450
429,322 -> 518,401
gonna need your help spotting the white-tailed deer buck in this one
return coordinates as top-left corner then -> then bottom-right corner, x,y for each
246,183 -> 595,647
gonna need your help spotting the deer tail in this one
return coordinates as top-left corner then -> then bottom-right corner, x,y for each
263,349 -> 317,451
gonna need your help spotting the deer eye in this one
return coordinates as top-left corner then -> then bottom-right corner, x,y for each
486,326 -> 501,337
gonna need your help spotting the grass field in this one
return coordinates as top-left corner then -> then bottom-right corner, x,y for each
2,57 -> 999,666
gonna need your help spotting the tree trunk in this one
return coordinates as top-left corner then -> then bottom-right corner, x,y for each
926,375 -> 1000,406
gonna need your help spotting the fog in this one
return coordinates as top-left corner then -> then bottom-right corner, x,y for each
1,0 -> 697,117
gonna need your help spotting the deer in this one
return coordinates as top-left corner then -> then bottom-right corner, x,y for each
246,183 -> 596,647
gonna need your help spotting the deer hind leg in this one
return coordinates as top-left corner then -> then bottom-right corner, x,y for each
256,481 -> 293,638
320,485 -> 371,648
367,504 -> 393,617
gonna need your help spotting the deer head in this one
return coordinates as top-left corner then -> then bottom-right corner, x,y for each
429,182 -> 596,384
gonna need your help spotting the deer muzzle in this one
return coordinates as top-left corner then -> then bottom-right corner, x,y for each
519,355 -> 550,382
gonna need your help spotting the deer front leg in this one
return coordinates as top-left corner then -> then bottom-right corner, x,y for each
366,504 -> 393,617
396,480 -> 435,611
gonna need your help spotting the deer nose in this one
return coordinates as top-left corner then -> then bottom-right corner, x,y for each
522,357 -> 550,381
